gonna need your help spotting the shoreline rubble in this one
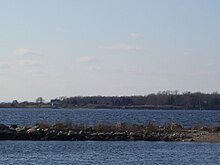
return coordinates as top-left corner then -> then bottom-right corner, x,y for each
0,123 -> 220,142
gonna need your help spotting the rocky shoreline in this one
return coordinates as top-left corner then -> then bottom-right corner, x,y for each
0,122 -> 220,142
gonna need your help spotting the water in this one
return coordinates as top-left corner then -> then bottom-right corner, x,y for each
0,141 -> 220,165
1,108 -> 220,164
0,108 -> 220,127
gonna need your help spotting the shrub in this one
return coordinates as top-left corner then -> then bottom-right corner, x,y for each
93,123 -> 113,132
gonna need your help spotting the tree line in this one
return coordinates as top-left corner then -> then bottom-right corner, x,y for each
51,91 -> 220,110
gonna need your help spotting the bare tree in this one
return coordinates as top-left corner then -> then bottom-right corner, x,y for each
36,97 -> 44,104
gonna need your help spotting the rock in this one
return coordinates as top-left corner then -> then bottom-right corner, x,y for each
129,132 -> 143,140
167,133 -> 180,141
42,131 -> 69,141
98,132 -> 105,136
41,136 -> 50,141
89,133 -> 100,140
188,138 -> 194,142
0,124 -> 9,130
25,127 -> 47,140
0,123 -> 213,142
113,132 -> 128,140
43,128 -> 49,132
98,132 -> 111,140
162,135 -> 171,142
144,133 -> 161,141
16,127 -> 26,133
0,124 -> 16,140
79,130 -> 85,135
79,130 -> 94,139
102,132 -> 113,140
26,128 -> 37,134
10,124 -> 18,129
67,130 -> 77,136
57,131 -> 66,136
113,132 -> 127,136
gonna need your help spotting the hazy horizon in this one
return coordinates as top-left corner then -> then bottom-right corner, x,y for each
1,0 -> 220,102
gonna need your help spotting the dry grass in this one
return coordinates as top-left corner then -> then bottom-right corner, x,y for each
35,121 -> 50,129
72,123 -> 88,130
34,121 -> 159,132
145,122 -> 160,132
192,121 -> 205,130
34,120 -> 220,134
207,126 -> 220,132
114,122 -> 144,132
163,122 -> 183,132
90,122 -> 145,132
93,123 -> 113,132
64,119 -> 73,129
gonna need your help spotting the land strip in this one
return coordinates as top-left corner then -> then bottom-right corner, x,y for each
1,122 -> 220,143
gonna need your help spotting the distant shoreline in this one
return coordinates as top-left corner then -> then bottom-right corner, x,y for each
1,91 -> 220,110
0,105 -> 219,110
0,104 -> 219,110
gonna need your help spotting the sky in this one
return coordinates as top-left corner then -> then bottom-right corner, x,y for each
0,0 -> 220,102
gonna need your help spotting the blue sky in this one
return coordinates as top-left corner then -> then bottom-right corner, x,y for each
0,0 -> 220,102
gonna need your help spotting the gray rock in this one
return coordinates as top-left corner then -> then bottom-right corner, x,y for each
0,124 -> 15,134
26,128 -> 37,134
67,130 -> 78,136
10,124 -> 18,129
0,124 -> 9,130
129,132 -> 143,140
113,132 -> 128,140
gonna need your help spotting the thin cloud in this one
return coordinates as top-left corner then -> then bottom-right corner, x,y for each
0,63 -> 9,70
54,27 -> 64,32
88,66 -> 102,71
129,33 -> 142,38
14,48 -> 41,56
88,66 -> 143,74
28,70 -> 46,75
206,62 -> 217,67
99,44 -> 143,51
19,60 -> 43,68
76,56 -> 97,63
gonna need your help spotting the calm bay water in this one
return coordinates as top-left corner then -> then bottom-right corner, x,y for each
0,141 -> 220,165
0,108 -> 220,164
0,108 -> 220,127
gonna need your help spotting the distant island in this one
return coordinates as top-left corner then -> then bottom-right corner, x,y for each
1,91 -> 220,110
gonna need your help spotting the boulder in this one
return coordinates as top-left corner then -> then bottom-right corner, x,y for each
67,130 -> 78,136
144,133 -> 161,141
89,133 -> 100,140
129,132 -> 143,140
0,124 -> 15,134
10,124 -> 18,129
0,124 -> 9,130
26,128 -> 37,134
113,132 -> 128,140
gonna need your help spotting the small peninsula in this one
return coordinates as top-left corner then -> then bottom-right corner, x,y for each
1,122 -> 220,143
